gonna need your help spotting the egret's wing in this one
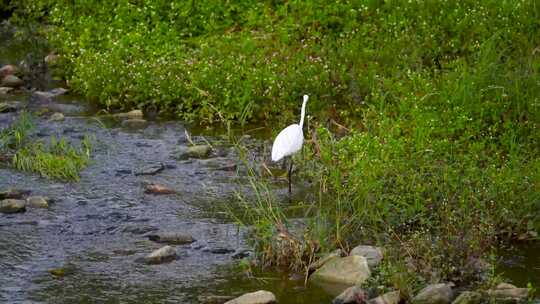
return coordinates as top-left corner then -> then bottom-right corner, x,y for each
271,124 -> 303,161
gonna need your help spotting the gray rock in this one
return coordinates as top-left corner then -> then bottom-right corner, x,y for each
113,109 -> 143,120
147,232 -> 195,245
350,245 -> 383,268
198,295 -> 235,304
1,75 -> 24,88
224,290 -> 276,304
309,249 -> 343,271
332,285 -> 367,304
310,255 -> 371,286
0,102 -> 17,113
412,283 -> 454,304
143,245 -> 177,264
134,162 -> 165,176
451,291 -> 481,304
367,291 -> 401,304
0,199 -> 27,213
49,112 -> 65,121
26,196 -> 49,208
0,188 -> 30,200
0,87 -> 13,95
121,118 -> 147,129
486,283 -> 528,303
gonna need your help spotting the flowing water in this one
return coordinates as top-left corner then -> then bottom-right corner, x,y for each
0,91 -> 335,303
0,22 -> 538,304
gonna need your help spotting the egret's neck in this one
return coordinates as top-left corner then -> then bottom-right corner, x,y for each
299,95 -> 308,128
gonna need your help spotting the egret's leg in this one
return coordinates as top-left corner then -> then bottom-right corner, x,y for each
288,158 -> 293,194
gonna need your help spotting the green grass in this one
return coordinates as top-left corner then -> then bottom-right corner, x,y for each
0,112 -> 92,181
11,1 -> 540,124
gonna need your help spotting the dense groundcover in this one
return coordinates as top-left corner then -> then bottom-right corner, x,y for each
6,0 -> 540,297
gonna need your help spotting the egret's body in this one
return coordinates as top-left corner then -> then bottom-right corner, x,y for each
271,95 -> 309,193
271,124 -> 303,162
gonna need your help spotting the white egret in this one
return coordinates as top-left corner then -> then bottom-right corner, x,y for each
271,94 -> 309,193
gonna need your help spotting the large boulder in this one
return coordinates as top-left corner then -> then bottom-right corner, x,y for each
309,249 -> 343,271
310,255 -> 371,286
367,291 -> 401,304
349,245 -> 383,268
333,285 -> 367,304
485,283 -> 528,303
1,75 -> 24,88
224,290 -> 276,304
412,283 -> 454,304
0,199 -> 27,213
451,291 -> 482,304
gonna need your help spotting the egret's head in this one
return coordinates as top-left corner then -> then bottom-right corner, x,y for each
303,95 -> 309,103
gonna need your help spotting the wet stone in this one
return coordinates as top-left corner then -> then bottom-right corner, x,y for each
142,245 -> 177,264
224,290 -> 277,304
113,109 -> 143,120
310,255 -> 371,286
332,285 -> 367,304
49,112 -> 65,121
26,196 -> 49,208
0,199 -> 27,214
451,291 -> 481,304
486,283 -> 528,303
1,75 -> 24,88
350,245 -> 383,268
0,87 -> 13,95
178,145 -> 212,159
134,162 -> 165,176
412,283 -> 454,304
147,232 -> 195,245
309,249 -> 343,271
0,188 -> 31,200
367,291 -> 401,304
0,102 -> 20,113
